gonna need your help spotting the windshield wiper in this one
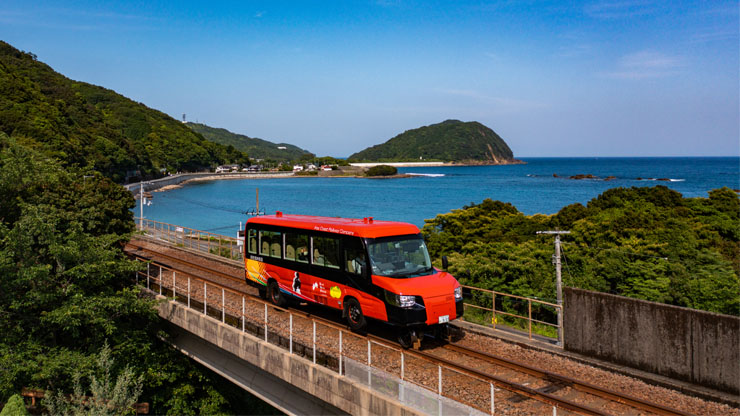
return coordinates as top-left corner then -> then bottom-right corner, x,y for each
387,266 -> 433,278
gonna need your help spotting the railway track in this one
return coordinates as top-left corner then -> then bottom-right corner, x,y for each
126,240 -> 691,416
429,343 -> 689,415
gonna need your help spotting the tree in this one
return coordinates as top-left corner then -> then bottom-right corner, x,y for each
0,136 -> 267,414
422,187 -> 740,315
365,165 -> 397,176
43,344 -> 143,416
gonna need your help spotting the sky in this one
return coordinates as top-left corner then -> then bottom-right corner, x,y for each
1,1 -> 738,157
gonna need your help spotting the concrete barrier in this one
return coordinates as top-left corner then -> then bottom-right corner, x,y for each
157,299 -> 425,416
126,172 -> 294,195
563,288 -> 739,394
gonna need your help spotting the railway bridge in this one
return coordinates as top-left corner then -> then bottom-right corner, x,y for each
128,219 -> 739,416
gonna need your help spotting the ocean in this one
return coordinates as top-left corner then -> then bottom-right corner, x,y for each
136,157 -> 739,234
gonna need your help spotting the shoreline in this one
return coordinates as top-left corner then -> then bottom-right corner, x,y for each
126,161 -> 526,195
349,159 -> 525,168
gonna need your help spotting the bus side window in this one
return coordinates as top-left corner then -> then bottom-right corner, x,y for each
344,237 -> 367,276
313,236 -> 339,269
247,229 -> 258,254
286,233 -> 309,263
259,231 -> 269,256
260,231 -> 282,258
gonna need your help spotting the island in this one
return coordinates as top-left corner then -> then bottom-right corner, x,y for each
348,119 -> 522,165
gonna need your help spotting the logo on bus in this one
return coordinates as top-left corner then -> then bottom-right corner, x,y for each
313,225 -> 355,236
329,286 -> 342,299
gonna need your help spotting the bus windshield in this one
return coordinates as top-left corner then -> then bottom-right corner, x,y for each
367,236 -> 433,278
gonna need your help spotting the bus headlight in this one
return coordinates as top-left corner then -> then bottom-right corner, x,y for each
385,290 -> 416,308
454,286 -> 462,301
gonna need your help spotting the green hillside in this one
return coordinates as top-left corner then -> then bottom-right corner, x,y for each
423,186 -> 740,316
187,122 -> 314,162
0,41 -> 247,182
348,119 -> 518,163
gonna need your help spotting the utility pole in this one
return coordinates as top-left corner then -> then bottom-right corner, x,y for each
139,182 -> 144,230
537,230 -> 570,346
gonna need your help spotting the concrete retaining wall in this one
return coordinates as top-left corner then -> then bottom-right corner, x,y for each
126,172 -> 293,195
157,299 -> 423,416
563,288 -> 739,394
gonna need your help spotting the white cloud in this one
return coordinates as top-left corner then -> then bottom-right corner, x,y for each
601,50 -> 684,79
690,30 -> 738,43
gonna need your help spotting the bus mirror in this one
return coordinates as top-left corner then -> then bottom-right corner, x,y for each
441,256 -> 448,270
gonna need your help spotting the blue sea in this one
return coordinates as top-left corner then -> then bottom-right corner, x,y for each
136,157 -> 739,234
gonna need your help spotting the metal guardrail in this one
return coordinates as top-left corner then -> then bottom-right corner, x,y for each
461,285 -> 562,344
135,218 -> 564,346
137,218 -> 242,260
134,258 -> 497,415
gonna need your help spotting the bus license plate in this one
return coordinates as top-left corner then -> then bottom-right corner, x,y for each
438,315 -> 449,324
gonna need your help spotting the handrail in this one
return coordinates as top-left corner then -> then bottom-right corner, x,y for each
461,284 -> 562,344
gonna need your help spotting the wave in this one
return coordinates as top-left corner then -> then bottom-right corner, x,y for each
407,173 -> 445,177
636,178 -> 685,182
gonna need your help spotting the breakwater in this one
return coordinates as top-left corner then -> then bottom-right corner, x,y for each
125,172 -> 294,196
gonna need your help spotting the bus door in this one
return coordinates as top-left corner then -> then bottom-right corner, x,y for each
283,231 -> 314,302
343,237 -> 386,320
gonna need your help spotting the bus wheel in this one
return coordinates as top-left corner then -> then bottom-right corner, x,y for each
398,330 -> 419,349
268,280 -> 286,307
344,298 -> 366,331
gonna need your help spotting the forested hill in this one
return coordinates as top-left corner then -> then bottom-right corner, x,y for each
0,41 -> 247,182
187,122 -> 314,162
348,119 -> 519,163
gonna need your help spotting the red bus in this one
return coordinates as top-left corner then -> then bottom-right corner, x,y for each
243,212 -> 464,347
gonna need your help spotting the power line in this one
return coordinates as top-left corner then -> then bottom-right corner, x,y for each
559,243 -> 577,284
560,241 -> 670,261
161,193 -> 248,214
203,224 -> 242,232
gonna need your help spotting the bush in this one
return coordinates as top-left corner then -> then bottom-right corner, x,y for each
365,165 -> 397,177
0,394 -> 29,416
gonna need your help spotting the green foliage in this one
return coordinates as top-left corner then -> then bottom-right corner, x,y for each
188,122 -> 313,162
349,119 -> 515,162
0,42 -> 248,182
0,394 -> 29,416
365,165 -> 398,176
311,156 -> 349,166
423,186 -> 740,315
43,343 -> 143,416
0,137 -> 272,414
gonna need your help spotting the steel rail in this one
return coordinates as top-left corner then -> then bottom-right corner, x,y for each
442,343 -> 689,416
364,334 -> 606,416
125,243 -> 245,284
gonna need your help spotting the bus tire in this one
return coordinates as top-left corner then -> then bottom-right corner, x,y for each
344,298 -> 366,332
268,280 -> 286,307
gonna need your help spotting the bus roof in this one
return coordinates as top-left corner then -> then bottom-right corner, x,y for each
247,213 -> 420,239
